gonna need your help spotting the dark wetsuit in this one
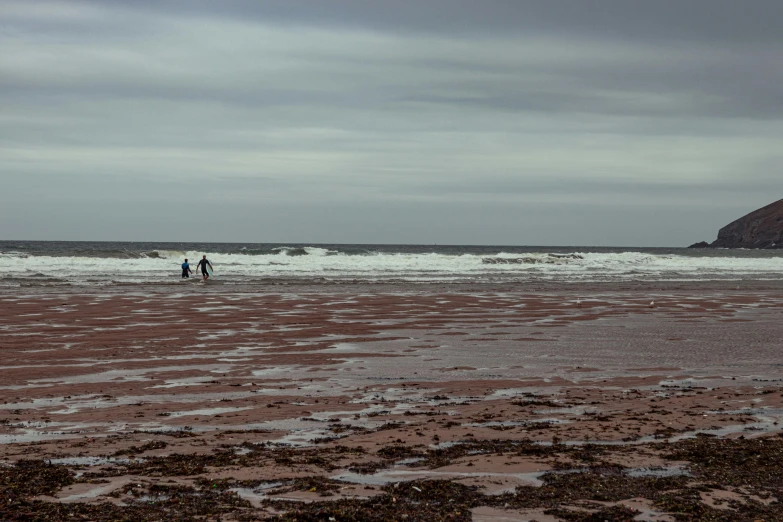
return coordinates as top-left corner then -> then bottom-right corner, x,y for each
181,262 -> 191,278
197,259 -> 211,276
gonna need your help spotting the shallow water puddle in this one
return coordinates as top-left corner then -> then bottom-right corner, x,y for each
166,406 -> 253,417
332,469 -> 547,488
47,456 -> 140,466
229,482 -> 285,506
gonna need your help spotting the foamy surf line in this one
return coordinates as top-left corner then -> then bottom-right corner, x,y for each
2,244 -> 783,287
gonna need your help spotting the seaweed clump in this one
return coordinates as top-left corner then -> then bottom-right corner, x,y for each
260,480 -> 480,522
3,482 -> 253,522
544,505 -> 640,522
1,459 -> 75,512
661,434 -> 783,491
502,469 -> 688,508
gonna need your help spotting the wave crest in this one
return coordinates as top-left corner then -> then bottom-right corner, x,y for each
273,247 -> 309,257
142,250 -> 186,259
271,246 -> 339,257
0,251 -> 30,259
483,254 -> 584,265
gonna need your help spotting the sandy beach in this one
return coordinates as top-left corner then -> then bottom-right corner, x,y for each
1,283 -> 782,520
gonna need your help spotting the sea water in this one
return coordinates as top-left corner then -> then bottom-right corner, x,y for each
1,241 -> 782,287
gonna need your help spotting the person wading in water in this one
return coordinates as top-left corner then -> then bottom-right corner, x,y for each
196,255 -> 213,281
181,258 -> 193,279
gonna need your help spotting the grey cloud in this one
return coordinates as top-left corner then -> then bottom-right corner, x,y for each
82,0 -> 783,44
1,1 -> 782,245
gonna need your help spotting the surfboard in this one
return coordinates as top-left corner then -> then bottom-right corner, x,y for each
206,265 -> 214,277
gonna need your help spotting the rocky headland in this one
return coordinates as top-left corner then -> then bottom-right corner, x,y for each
690,198 -> 783,249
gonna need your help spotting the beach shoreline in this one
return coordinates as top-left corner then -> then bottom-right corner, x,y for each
2,284 -> 782,519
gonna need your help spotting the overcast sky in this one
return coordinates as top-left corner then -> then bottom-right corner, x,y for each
1,0 -> 782,245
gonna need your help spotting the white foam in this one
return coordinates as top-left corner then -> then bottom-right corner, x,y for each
2,249 -> 783,285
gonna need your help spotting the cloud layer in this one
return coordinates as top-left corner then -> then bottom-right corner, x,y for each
2,1 -> 782,244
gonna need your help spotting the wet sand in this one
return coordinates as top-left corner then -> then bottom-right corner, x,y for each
2,285 -> 783,520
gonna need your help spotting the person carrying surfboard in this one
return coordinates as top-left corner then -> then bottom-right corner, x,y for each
196,255 -> 213,281
181,258 -> 193,279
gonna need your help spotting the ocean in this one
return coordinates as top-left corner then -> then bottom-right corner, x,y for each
2,241 -> 782,287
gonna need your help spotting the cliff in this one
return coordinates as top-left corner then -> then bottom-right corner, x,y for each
690,199 -> 783,249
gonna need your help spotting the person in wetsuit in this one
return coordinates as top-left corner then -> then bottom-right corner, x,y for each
196,255 -> 213,281
181,258 -> 193,279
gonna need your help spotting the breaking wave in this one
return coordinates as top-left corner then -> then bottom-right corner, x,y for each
483,254 -> 584,265
2,242 -> 783,286
0,251 -> 29,259
273,247 -> 309,257
141,250 -> 187,259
